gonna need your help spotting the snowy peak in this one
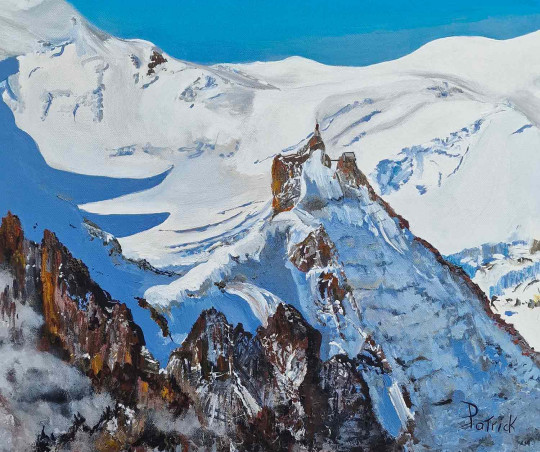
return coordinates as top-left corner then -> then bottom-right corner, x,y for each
1,2 -> 540,449
0,0 -> 80,59
166,125 -> 539,447
271,124 -> 329,214
272,128 -> 410,231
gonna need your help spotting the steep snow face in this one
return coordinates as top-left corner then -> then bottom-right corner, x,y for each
147,149 -> 540,448
298,156 -> 539,449
2,1 -> 539,269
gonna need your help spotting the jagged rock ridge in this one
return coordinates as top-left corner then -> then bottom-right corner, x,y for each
0,212 -> 197,451
167,304 -> 395,451
0,212 -> 396,451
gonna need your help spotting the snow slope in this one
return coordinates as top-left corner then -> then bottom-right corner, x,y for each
0,0 -> 79,60
1,0 -> 538,353
147,148 -> 540,449
0,3 -> 539,447
1,1 -> 539,272
447,240 -> 540,350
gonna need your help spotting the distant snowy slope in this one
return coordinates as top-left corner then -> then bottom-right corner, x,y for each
447,240 -> 540,350
0,0 -> 82,59
1,0 -> 539,268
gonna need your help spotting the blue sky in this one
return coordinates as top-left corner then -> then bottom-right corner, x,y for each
70,1 -> 540,65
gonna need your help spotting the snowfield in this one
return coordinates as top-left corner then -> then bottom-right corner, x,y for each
448,240 -> 540,349
0,1 -> 538,349
2,0 -> 539,268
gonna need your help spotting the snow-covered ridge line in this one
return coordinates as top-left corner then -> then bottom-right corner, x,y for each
3,0 -> 540,267
1,0 -> 538,351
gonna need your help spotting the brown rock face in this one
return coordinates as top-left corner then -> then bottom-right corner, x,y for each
271,152 -> 310,214
171,307 -> 236,381
167,304 -> 394,451
271,128 -> 330,215
318,271 -> 347,302
288,224 -> 356,337
39,229 -> 188,410
335,152 -> 370,189
147,50 -> 167,75
136,296 -> 171,338
289,225 -> 336,272
257,304 -> 326,442
0,213 -> 41,347
0,212 -> 26,291
0,213 -> 199,450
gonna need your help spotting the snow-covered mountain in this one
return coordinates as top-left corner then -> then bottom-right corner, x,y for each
2,0 -> 539,266
2,1 -> 539,340
0,1 -> 539,450
1,141 -> 538,448
144,134 -> 540,449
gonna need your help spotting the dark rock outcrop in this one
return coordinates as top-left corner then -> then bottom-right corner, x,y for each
39,229 -> 187,409
137,296 -> 171,339
147,50 -> 167,75
289,225 -> 336,272
0,213 -> 196,451
167,304 -> 395,451
0,211 -> 28,293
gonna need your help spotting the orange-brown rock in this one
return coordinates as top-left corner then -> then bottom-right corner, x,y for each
39,229 -> 188,410
271,127 -> 330,215
136,296 -> 171,338
271,152 -> 310,214
0,212 -> 26,291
